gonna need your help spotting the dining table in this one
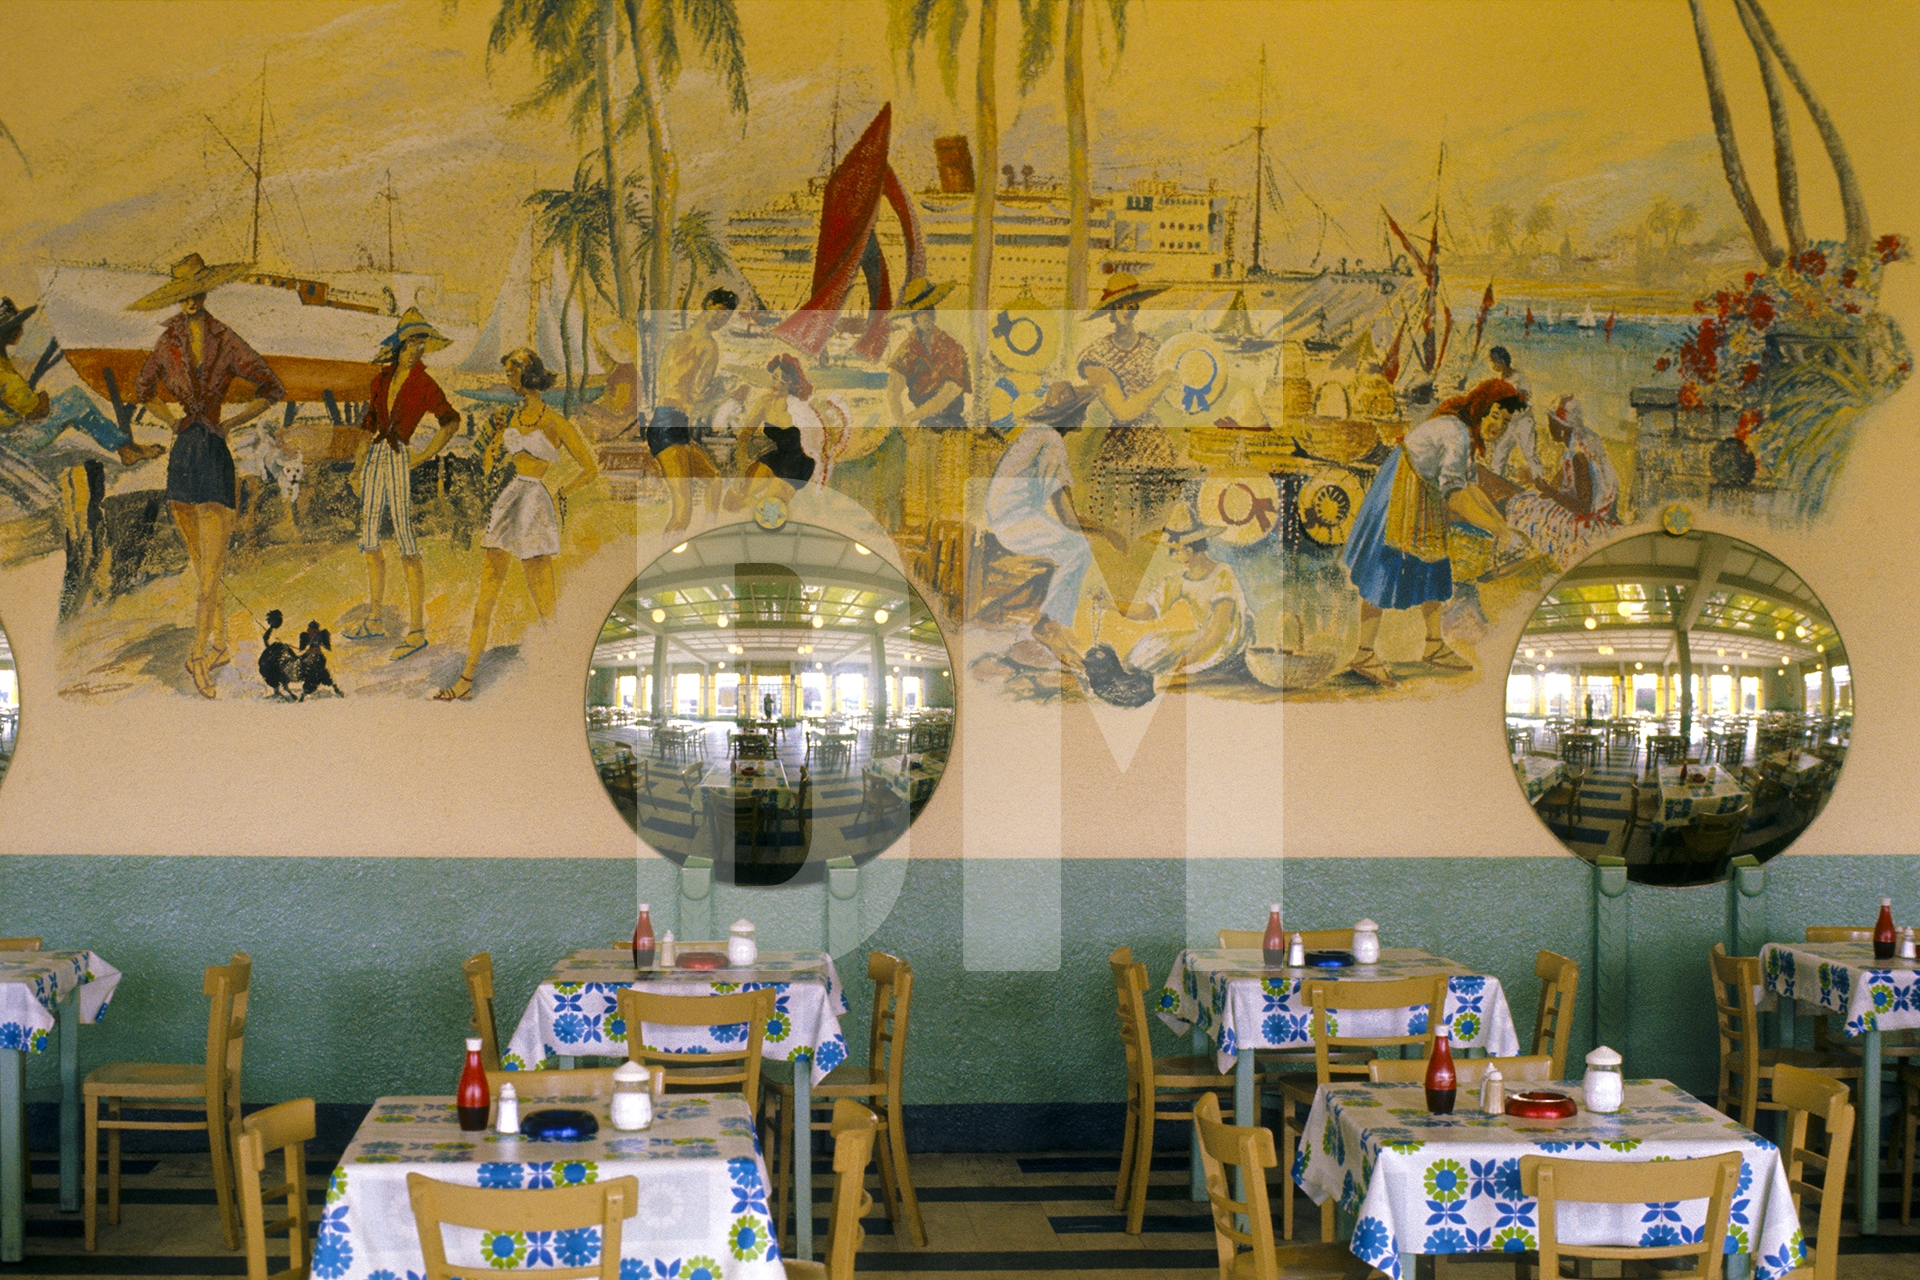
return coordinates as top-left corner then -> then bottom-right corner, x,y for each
1758,938 -> 1919,1233
1511,754 -> 1566,804
501,948 -> 849,1260
314,1091 -> 783,1279
1158,947 -> 1521,1201
1650,763 -> 1751,841
0,948 -> 123,1261
1294,1079 -> 1802,1280
1757,750 -> 1829,789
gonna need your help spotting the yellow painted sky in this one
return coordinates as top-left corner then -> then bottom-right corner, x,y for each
0,1 -> 1914,318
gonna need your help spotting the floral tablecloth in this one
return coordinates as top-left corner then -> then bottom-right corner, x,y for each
1158,949 -> 1521,1074
1759,940 -> 1920,1036
1295,1080 -> 1802,1280
1758,751 -> 1829,788
0,950 -> 122,1052
1652,764 -> 1750,839
503,950 -> 849,1083
314,1093 -> 781,1280
1512,755 -> 1566,804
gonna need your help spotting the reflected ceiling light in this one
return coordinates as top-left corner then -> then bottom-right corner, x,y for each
873,609 -> 890,625
1776,629 -> 1786,640
672,543 -> 688,554
1778,668 -> 1786,676
942,670 -> 950,677
853,543 -> 871,555
1722,665 -> 1730,672
716,615 -> 729,627
1816,643 -> 1825,653
650,608 -> 666,623
891,665 -> 900,673
1597,645 -> 1613,655
1536,664 -> 1545,671
1544,649 -> 1552,657
1740,651 -> 1749,659
717,660 -> 726,669
1616,601 -> 1642,617
1524,648 -> 1535,658
1795,624 -> 1808,638
812,616 -> 824,629
1583,617 -> 1597,630
1716,648 -> 1725,657
814,661 -> 824,670
807,602 -> 817,612
1634,662 -> 1644,670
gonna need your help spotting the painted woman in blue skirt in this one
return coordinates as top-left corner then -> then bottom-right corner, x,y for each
1340,379 -> 1527,688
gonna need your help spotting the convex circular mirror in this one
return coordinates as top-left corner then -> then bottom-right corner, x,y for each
587,524 -> 953,886
0,624 -> 14,784
1507,530 -> 1847,885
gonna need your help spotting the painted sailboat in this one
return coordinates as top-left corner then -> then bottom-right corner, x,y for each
1213,290 -> 1277,354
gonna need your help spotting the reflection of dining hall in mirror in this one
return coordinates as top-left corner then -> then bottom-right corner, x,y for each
584,525 -> 952,888
0,627 -> 13,783
1506,530 -> 1848,886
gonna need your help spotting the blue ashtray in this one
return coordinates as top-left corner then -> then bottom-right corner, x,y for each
1304,950 -> 1355,968
521,1108 -> 598,1142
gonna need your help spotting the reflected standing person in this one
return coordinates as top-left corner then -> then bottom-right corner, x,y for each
435,348 -> 598,701
130,253 -> 285,699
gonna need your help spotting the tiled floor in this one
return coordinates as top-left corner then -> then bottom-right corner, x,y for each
17,1143 -> 1919,1278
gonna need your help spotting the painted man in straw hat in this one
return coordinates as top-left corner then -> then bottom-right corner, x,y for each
1102,511 -> 1249,687
985,380 -> 1126,670
345,308 -> 462,660
650,286 -> 736,532
1077,273 -> 1179,536
0,298 -> 51,433
886,277 -> 971,532
130,252 -> 285,698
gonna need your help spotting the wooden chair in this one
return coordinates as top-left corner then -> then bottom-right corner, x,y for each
1521,1150 -> 1742,1280
1560,735 -> 1599,770
1367,1054 -> 1551,1086
1709,944 -> 1857,1130
1110,946 -> 1233,1235
1530,950 -> 1581,1079
754,767 -> 814,886
783,1100 -> 880,1280
1278,974 -> 1447,1241
617,986 -> 772,1106
1773,1063 -> 1853,1280
1539,767 -> 1584,829
1681,798 -> 1751,880
234,1097 -> 312,1280
855,766 -> 910,849
0,937 -> 41,950
767,951 -> 926,1246
407,1171 -> 637,1280
707,787 -> 770,863
1217,928 -> 1356,952
1192,1092 -> 1364,1280
678,762 -> 706,836
462,953 -> 502,1073
1618,779 -> 1661,857
1904,1062 -> 1920,1224
84,953 -> 251,1251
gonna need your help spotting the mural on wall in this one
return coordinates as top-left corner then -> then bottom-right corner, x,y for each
0,1 -> 1903,705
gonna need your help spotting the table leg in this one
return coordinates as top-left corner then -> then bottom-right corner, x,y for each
1775,994 -> 1795,1053
1725,1249 -> 1752,1280
794,1049 -> 814,1261
556,1055 -> 575,1070
60,987 -> 79,1212
1190,1028 -> 1207,1202
1858,1029 -> 1881,1235
1,1047 -> 22,1262
1234,1047 -> 1256,1226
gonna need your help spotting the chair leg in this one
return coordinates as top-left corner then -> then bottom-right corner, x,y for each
107,1102 -> 121,1226
767,1092 -> 792,1241
83,1095 -> 98,1251
1904,1089 -> 1915,1225
1281,1107 -> 1298,1240
207,1102 -> 239,1252
870,1111 -> 905,1234
1321,1199 -> 1335,1243
1125,1099 -> 1153,1234
1113,1091 -> 1138,1212
885,1098 -> 926,1246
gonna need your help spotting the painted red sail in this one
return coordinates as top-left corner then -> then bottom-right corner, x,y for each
776,105 -> 924,360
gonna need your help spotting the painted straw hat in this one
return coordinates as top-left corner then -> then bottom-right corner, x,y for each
1160,510 -> 1227,549
897,277 -> 956,313
374,307 -> 452,362
127,252 -> 252,312
1024,380 -> 1098,428
1157,331 -> 1233,417
1085,272 -> 1168,318
988,291 -> 1061,373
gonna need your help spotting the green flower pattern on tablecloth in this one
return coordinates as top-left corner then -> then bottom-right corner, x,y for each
1296,1082 -> 1802,1280
327,1167 -> 347,1203
481,1230 -> 527,1268
0,951 -> 123,1054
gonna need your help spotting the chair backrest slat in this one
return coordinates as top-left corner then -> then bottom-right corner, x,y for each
824,1100 -> 880,1280
236,1098 -> 314,1280
1772,1063 -> 1852,1280
1216,927 -> 1355,951
867,952 -> 912,1101
1708,944 -> 1761,1125
1108,948 -> 1157,1088
1306,975 -> 1448,1083
407,1172 -> 638,1280
203,954 -> 252,1125
1804,926 -> 1870,943
617,986 -> 772,1102
1193,1092 -> 1278,1280
463,953 -> 502,1073
1522,1152 -> 1741,1280
0,937 -> 41,950
1532,950 -> 1581,1078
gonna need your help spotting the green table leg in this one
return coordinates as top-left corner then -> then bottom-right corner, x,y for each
1,1047 -> 21,1262
60,986 -> 79,1212
793,1049 -> 813,1261
1858,1030 -> 1881,1234
1234,1047 -> 1256,1232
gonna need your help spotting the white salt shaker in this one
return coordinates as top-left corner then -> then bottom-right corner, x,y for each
659,931 -> 677,968
1900,927 -> 1918,961
1583,1045 -> 1624,1113
1479,1066 -> 1505,1115
1287,932 -> 1306,967
610,1060 -> 653,1131
1352,919 -> 1382,964
727,919 -> 758,967
495,1081 -> 520,1135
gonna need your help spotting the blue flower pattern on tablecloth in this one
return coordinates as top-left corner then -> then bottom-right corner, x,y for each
555,1226 -> 600,1266
477,1162 -> 522,1189
1760,941 -> 1919,1046
311,1205 -> 352,1278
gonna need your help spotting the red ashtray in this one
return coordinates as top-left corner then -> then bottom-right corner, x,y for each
1506,1091 -> 1577,1119
675,951 -> 729,970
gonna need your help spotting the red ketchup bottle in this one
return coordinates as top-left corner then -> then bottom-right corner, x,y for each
457,1037 -> 490,1132
1875,897 -> 1897,960
633,903 -> 656,971
1424,1028 -> 1458,1115
1262,904 -> 1285,967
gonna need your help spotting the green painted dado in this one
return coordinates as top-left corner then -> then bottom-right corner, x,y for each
2,853 -> 1913,1120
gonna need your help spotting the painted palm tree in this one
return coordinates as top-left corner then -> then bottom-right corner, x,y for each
488,0 -> 632,318
0,118 -> 29,178
1012,0 -> 1135,312
627,200 -> 734,323
891,0 -> 1001,419
527,164 -> 613,411
618,0 -> 748,393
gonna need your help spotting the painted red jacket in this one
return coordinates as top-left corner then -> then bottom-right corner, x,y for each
361,361 -> 458,449
133,311 -> 284,434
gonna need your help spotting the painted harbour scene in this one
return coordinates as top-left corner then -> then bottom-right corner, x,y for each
0,0 -> 1903,707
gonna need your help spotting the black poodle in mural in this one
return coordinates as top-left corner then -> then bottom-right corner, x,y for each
258,610 -> 345,701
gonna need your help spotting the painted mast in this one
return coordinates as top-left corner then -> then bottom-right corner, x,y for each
1249,46 -> 1267,276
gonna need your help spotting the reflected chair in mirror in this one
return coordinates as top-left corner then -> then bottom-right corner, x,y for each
1680,798 -> 1751,883
1279,974 -> 1446,1241
1521,1150 -> 1742,1280
1109,947 -> 1233,1235
1774,1063 -> 1853,1280
676,763 -> 706,837
1709,943 -> 1858,1132
706,788 -> 769,866
756,767 -> 813,885
234,1097 -> 312,1280
1606,721 -> 1639,768
1507,726 -> 1534,755
617,986 -> 773,1108
84,953 -> 251,1251
855,766 -> 909,851
815,736 -> 854,776
462,953 -> 502,1073
1367,1054 -> 1551,1086
1192,1092 -> 1368,1280
0,938 -> 40,950
1618,780 -> 1661,860
1530,951 -> 1581,1079
1647,734 -> 1689,778
1560,735 -> 1599,771
407,1172 -> 637,1280
1536,759 -> 1583,829
767,952 -> 926,1247
782,1100 -> 881,1280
